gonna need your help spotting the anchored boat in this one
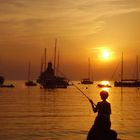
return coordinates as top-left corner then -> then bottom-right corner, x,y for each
37,40 -> 69,89
81,57 -> 93,84
25,62 -> 37,86
114,53 -> 140,87
37,62 -> 68,88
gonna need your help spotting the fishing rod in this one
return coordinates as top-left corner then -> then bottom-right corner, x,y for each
70,81 -> 97,106
56,68 -> 96,106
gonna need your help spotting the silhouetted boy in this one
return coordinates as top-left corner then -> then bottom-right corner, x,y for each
87,90 -> 118,140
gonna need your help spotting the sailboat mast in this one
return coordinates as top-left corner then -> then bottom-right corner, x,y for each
28,61 -> 31,81
136,55 -> 139,80
40,56 -> 43,74
56,49 -> 60,76
44,48 -> 47,71
121,52 -> 123,81
54,39 -> 57,75
88,57 -> 90,80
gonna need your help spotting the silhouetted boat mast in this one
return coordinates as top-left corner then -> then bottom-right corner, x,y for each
88,57 -> 90,80
56,48 -> 60,77
114,53 -> 140,87
27,61 -> 31,81
25,61 -> 37,86
44,48 -> 47,70
81,57 -> 93,84
54,39 -> 57,76
136,55 -> 139,80
121,52 -> 123,82
40,56 -> 43,75
37,39 -> 69,88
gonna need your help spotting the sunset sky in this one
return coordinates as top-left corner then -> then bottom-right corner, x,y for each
0,0 -> 140,80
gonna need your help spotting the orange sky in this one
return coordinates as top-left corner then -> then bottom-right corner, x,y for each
0,0 -> 140,80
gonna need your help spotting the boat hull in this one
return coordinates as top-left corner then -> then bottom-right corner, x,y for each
114,81 -> 140,87
0,84 -> 15,88
81,79 -> 93,84
41,78 -> 68,89
37,62 -> 69,89
97,84 -> 111,88
25,81 -> 37,86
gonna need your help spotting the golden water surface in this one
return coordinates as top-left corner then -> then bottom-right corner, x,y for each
0,81 -> 140,140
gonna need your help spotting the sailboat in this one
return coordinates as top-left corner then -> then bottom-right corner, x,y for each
0,76 -> 4,85
25,62 -> 37,86
81,57 -> 93,84
37,61 -> 68,88
37,40 -> 69,89
114,53 -> 140,87
0,75 -> 15,88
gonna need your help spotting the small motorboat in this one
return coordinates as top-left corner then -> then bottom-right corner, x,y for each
0,84 -> 15,88
97,83 -> 111,88
25,80 -> 37,86
81,78 -> 93,84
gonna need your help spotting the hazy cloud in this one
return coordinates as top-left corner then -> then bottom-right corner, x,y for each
0,0 -> 140,37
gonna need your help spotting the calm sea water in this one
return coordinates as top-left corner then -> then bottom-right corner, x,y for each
0,80 -> 140,140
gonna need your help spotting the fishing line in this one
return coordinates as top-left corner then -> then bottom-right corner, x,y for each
56,69 -> 96,106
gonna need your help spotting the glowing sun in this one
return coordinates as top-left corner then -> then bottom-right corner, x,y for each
101,50 -> 110,60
